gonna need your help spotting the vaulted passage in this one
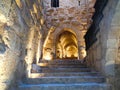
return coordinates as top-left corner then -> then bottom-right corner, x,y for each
0,0 -> 120,90
56,31 -> 78,59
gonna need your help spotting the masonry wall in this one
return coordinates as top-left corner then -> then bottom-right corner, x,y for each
85,0 -> 120,90
0,0 -> 44,90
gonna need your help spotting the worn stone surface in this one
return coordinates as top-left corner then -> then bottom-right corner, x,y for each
0,0 -> 44,90
0,0 -> 120,90
41,0 -> 96,60
18,59 -> 111,90
85,0 -> 120,90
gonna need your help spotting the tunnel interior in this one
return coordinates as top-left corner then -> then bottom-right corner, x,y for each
56,31 -> 78,59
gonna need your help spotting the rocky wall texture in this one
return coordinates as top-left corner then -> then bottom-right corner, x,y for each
41,0 -> 96,60
0,0 -> 44,90
43,0 -> 96,33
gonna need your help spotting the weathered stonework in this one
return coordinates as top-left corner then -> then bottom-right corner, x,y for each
42,0 -> 96,60
0,0 -> 120,90
0,0 -> 44,90
85,0 -> 120,90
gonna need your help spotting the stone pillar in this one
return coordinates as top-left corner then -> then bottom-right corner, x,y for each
78,41 -> 81,60
36,40 -> 41,64
39,37 -> 44,60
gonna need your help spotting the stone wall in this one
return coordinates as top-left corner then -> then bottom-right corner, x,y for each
43,0 -> 95,31
85,0 -> 120,90
42,0 -> 96,60
0,0 -> 44,90
110,1 -> 120,89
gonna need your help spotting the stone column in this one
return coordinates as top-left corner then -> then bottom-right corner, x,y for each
39,37 -> 43,60
53,41 -> 56,59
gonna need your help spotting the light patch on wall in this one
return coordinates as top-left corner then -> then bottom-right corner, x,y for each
44,55 -> 52,60
43,48 -> 53,60
15,0 -> 22,8
39,63 -> 48,67
40,17 -> 44,25
33,4 -> 38,14
0,13 -> 7,23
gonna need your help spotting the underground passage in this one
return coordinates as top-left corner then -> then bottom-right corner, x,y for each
0,0 -> 120,90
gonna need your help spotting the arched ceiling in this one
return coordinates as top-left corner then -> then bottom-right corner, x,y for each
59,31 -> 77,45
57,31 -> 78,50
56,31 -> 78,58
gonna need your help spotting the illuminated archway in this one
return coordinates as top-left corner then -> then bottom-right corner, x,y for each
42,24 -> 87,60
56,31 -> 78,59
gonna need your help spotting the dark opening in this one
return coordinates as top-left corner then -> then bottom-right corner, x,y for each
51,0 -> 59,7
78,1 -> 81,6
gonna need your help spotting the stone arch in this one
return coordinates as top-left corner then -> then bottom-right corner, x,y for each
53,24 -> 82,42
55,31 -> 78,59
52,24 -> 86,59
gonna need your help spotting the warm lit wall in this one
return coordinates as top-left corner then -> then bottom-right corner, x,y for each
0,0 -> 44,90
42,0 -> 96,60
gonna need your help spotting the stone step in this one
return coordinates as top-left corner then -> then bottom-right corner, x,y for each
39,60 -> 85,65
41,65 -> 87,68
30,72 -> 101,78
38,63 -> 87,68
23,76 -> 105,84
41,59 -> 83,62
19,59 -> 110,90
38,63 -> 86,67
39,67 -> 91,73
19,83 -> 111,90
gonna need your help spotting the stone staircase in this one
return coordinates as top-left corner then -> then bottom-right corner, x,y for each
18,59 -> 111,90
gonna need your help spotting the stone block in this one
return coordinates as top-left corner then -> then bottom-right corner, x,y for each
107,39 -> 119,49
111,11 -> 120,26
106,49 -> 117,61
95,60 -> 102,71
105,60 -> 115,76
109,26 -> 120,39
96,46 -> 101,60
114,77 -> 120,90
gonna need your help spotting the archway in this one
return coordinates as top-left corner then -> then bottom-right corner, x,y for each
56,31 -> 78,59
42,24 -> 87,60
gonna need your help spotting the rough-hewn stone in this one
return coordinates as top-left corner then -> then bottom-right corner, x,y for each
0,0 -> 120,90
0,0 -> 44,90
